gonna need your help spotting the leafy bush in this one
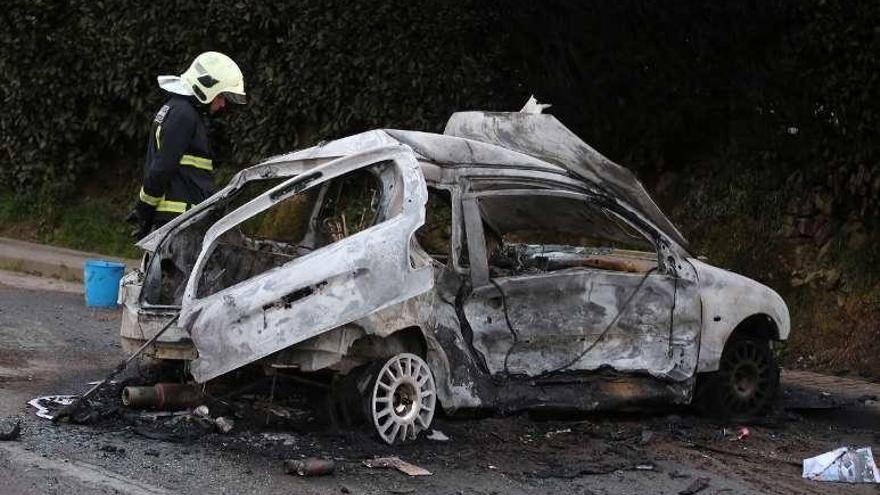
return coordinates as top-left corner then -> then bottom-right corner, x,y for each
0,0 -> 516,197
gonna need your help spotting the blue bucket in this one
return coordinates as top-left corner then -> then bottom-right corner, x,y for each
84,260 -> 126,308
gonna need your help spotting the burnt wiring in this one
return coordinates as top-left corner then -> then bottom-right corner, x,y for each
493,267 -> 659,380
601,208 -> 647,244
490,278 -> 519,375
667,268 -> 678,355
455,282 -> 492,374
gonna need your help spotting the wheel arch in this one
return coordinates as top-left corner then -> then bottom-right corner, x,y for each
728,313 -> 781,342
698,312 -> 781,373
694,314 -> 781,417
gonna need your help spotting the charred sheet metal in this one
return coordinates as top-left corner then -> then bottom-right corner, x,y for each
180,146 -> 434,383
119,269 -> 194,359
462,269 -> 699,380
444,111 -> 689,249
483,373 -> 695,414
120,109 -> 792,417
690,259 -> 790,372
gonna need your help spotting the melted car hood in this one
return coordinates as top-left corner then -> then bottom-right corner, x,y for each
444,111 -> 688,248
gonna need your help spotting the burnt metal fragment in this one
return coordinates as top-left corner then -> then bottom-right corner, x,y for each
679,477 -> 710,495
0,419 -> 21,441
122,383 -> 203,410
284,458 -> 336,476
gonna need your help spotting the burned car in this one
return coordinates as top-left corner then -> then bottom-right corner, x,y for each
120,106 -> 790,444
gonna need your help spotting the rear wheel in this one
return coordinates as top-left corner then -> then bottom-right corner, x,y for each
697,335 -> 779,418
365,353 -> 436,445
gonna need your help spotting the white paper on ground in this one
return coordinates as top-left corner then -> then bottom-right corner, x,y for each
802,447 -> 880,483
28,395 -> 77,420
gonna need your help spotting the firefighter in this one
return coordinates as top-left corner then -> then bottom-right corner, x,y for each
127,51 -> 246,239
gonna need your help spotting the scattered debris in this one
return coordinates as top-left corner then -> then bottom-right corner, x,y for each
639,430 -> 654,445
0,419 -> 21,441
144,449 -> 160,457
214,416 -> 234,434
718,425 -> 751,441
129,409 -> 215,444
122,383 -> 203,410
802,447 -> 880,483
545,428 -> 572,438
679,477 -> 710,495
426,429 -> 449,441
131,410 -> 192,421
689,442 -> 801,467
99,444 -> 126,455
28,395 -> 77,420
534,462 -> 658,479
262,432 -> 298,446
364,457 -> 432,476
193,405 -> 210,418
86,380 -> 120,386
56,313 -> 180,422
132,425 -> 203,443
284,458 -> 336,477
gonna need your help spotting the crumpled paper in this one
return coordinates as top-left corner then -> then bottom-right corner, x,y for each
803,447 -> 880,483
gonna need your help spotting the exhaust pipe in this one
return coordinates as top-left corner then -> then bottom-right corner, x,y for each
121,383 -> 203,410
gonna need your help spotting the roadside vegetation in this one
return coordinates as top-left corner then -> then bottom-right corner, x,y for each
0,192 -> 139,260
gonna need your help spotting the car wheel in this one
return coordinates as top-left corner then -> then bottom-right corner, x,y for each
697,335 -> 779,418
365,353 -> 436,445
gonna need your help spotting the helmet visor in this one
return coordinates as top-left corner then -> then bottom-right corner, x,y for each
222,91 -> 247,105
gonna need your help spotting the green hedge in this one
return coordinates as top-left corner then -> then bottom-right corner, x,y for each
2,1 -> 878,236
0,0 -> 516,197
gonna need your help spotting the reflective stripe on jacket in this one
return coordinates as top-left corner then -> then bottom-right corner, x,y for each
137,95 -> 215,221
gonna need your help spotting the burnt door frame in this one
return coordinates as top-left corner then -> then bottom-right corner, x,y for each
459,189 -> 698,380
179,146 -> 435,382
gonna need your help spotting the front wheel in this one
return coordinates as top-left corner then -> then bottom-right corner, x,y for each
365,353 -> 437,445
696,336 -> 779,419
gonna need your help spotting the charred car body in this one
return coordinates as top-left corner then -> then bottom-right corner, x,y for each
120,108 -> 790,444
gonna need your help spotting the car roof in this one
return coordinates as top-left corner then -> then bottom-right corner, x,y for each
255,113 -> 686,248
260,129 -> 568,175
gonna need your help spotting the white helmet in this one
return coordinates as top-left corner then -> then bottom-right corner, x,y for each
165,51 -> 246,105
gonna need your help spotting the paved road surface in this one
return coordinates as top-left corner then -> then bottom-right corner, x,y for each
0,275 -> 877,494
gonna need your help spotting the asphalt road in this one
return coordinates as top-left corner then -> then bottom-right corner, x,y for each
0,274 -> 877,494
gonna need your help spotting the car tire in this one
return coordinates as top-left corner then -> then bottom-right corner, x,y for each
362,353 -> 437,445
696,335 -> 779,419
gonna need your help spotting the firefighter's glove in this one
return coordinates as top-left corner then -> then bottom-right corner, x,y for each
126,202 -> 155,240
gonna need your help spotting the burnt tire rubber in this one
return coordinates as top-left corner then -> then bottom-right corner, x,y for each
362,353 -> 437,445
696,336 -> 779,419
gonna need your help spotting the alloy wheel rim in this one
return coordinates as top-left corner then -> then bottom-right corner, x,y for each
371,353 -> 436,444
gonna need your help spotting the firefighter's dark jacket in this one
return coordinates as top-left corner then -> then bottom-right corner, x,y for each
135,95 -> 215,227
